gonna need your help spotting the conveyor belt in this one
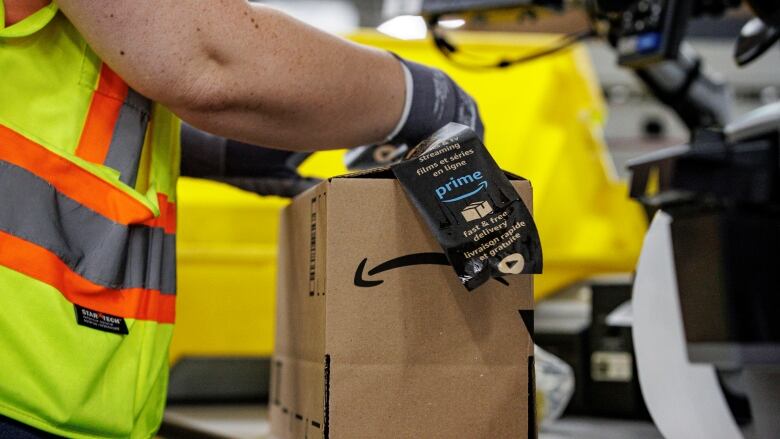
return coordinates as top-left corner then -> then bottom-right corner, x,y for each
160,405 -> 663,439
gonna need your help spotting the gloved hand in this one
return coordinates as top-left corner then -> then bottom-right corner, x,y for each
180,123 -> 319,198
390,56 -> 484,146
346,56 -> 484,170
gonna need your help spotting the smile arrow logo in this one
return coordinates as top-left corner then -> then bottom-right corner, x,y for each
354,252 -> 509,288
354,253 -> 449,287
442,181 -> 488,203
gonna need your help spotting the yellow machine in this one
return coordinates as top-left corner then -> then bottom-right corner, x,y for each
171,31 -> 647,364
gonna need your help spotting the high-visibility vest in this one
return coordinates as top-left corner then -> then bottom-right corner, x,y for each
0,4 -> 180,438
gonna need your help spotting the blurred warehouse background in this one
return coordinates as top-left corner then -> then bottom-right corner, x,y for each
162,2 -> 780,437
262,0 -> 780,177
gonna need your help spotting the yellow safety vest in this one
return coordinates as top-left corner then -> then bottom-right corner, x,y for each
0,3 -> 180,438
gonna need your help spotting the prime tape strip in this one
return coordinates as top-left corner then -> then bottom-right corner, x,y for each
392,123 -> 542,291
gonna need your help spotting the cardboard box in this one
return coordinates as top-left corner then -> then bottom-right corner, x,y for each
270,170 -> 536,439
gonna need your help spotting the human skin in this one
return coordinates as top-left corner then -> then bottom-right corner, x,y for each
4,0 -> 48,25
7,0 -> 407,152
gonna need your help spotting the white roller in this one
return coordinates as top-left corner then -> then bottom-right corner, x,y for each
633,212 -> 742,439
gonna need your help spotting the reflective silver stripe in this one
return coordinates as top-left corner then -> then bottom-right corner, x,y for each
0,160 -> 176,294
104,89 -> 151,187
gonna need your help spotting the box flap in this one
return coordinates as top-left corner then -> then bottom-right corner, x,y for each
329,167 -> 395,180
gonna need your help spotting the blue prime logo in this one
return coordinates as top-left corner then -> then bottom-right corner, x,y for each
435,171 -> 487,203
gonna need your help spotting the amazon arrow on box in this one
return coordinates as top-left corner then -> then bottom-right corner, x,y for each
270,168 -> 536,438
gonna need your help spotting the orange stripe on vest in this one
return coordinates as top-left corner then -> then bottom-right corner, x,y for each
76,64 -> 129,164
143,193 -> 178,234
0,124 -> 161,225
0,230 -> 175,324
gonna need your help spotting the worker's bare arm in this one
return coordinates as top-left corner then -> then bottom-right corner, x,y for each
55,0 -> 405,151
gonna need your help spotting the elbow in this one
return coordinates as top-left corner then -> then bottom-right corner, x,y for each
153,64 -> 245,138
134,41 -> 236,120
172,94 -> 319,154
158,68 -> 234,118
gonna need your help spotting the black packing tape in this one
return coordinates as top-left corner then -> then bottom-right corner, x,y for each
392,123 -> 542,291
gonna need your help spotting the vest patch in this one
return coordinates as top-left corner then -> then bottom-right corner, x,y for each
74,305 -> 129,335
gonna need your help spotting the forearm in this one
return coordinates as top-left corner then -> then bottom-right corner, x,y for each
56,1 -> 405,151
180,123 -> 306,179
179,124 -> 228,179
180,123 -> 318,198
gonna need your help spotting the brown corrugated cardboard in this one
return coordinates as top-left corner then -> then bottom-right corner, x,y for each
270,172 -> 535,439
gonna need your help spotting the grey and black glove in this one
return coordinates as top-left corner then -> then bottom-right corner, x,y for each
346,56 -> 484,170
389,56 -> 484,146
180,123 -> 319,198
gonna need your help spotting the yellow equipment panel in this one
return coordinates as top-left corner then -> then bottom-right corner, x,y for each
171,31 -> 646,363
